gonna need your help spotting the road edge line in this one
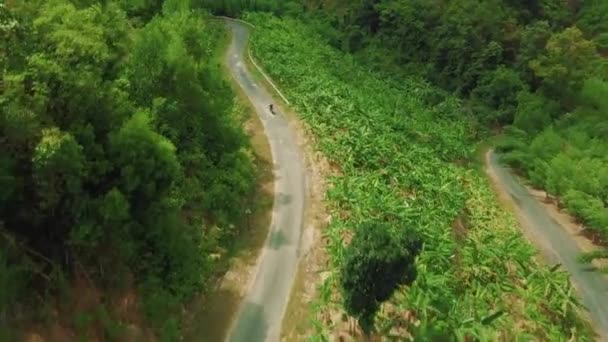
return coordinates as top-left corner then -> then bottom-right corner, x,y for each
214,16 -> 291,105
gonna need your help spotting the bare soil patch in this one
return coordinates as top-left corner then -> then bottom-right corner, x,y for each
19,274 -> 155,342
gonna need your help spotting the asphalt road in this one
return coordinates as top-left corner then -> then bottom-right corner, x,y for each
488,150 -> 608,339
223,20 -> 307,342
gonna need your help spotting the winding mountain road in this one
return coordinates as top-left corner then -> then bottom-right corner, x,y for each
487,150 -> 608,339
223,20 -> 307,342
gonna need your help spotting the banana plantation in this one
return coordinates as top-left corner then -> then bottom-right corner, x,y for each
246,13 -> 593,340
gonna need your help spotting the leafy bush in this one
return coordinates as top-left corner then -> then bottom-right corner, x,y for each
340,222 -> 422,333
564,190 -> 608,240
470,67 -> 527,125
512,91 -> 557,134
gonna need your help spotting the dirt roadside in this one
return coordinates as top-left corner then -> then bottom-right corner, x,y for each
233,24 -> 332,341
275,97 -> 331,342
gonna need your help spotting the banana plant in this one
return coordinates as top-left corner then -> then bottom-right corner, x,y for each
246,13 -> 594,341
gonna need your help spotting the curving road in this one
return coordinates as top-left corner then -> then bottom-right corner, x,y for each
223,20 -> 307,342
487,150 -> 608,339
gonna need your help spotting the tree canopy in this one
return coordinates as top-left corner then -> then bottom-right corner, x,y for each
1,0 -> 255,338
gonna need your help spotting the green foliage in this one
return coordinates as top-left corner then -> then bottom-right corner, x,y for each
516,20 -> 552,80
564,190 -> 608,239
110,111 -> 179,203
247,13 -> 593,340
577,0 -> 608,37
125,8 -> 255,228
1,0 -> 255,338
340,223 -> 422,333
537,0 -> 575,27
116,0 -> 163,22
530,26 -> 601,106
579,78 -> 608,114
595,32 -> 608,51
373,0 -> 437,61
298,0 -> 604,130
194,0 -> 298,17
544,153 -> 575,197
298,0 -> 607,264
512,91 -> 556,134
32,128 -> 85,211
502,77 -> 608,244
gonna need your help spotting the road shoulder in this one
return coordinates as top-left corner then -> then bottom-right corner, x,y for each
238,33 -> 332,341
485,149 -> 608,339
181,26 -> 274,342
485,150 -> 608,274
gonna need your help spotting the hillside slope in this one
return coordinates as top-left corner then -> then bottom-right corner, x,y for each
246,13 -> 594,340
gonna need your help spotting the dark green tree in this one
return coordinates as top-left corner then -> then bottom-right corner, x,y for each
530,26 -> 601,107
340,222 -> 422,333
471,66 -> 527,125
512,91 -> 557,134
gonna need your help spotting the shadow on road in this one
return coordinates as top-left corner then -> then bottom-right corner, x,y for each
268,229 -> 289,250
277,192 -> 292,206
228,302 -> 269,342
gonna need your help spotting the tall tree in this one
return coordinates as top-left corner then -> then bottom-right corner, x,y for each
530,26 -> 600,108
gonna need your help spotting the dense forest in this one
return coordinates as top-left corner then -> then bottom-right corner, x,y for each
1,0 -> 256,339
2,0 -> 608,340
